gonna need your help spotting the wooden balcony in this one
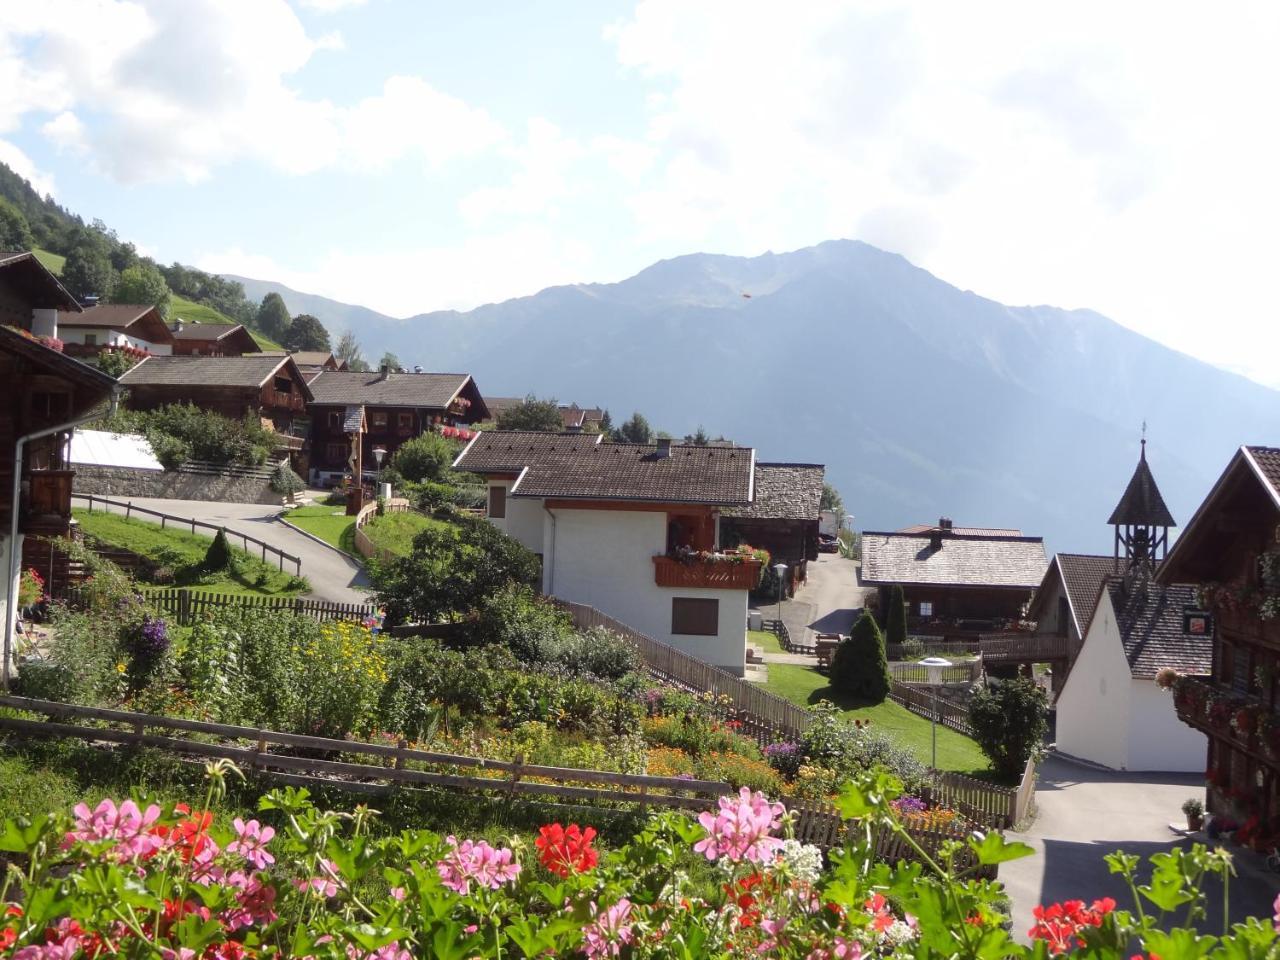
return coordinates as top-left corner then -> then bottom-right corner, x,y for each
1173,676 -> 1280,767
979,632 -> 1081,666
1215,606 -> 1280,650
263,389 -> 306,412
653,554 -> 762,591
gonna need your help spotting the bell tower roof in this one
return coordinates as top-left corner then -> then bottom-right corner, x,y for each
1108,440 -> 1176,528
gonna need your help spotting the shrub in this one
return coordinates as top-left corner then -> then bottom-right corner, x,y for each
270,460 -> 306,496
901,636 -> 924,659
830,611 -> 891,702
202,527 -> 236,572
546,626 -> 645,681
467,584 -> 575,662
12,657 -> 77,702
103,403 -> 277,468
968,676 -> 1049,779
886,584 -> 908,646
387,432 -> 458,484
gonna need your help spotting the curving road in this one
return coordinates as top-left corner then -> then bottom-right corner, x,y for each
75,495 -> 371,605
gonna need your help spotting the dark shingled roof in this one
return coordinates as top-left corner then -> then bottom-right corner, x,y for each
1246,446 -> 1280,501
0,251 -> 82,311
1046,554 -> 1121,638
0,324 -> 117,391
860,531 -> 1048,588
724,462 -> 824,521
171,323 -> 242,341
1108,445 -> 1176,527
120,355 -> 307,393
456,432 -> 754,505
897,523 -> 1023,537
1107,580 -> 1212,678
308,371 -> 473,409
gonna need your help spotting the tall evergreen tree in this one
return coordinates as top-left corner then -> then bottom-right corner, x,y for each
829,611 -> 891,703
255,293 -> 292,341
614,411 -> 653,444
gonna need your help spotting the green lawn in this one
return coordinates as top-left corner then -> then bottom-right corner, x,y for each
362,511 -> 452,556
749,628 -> 784,654
72,508 -> 308,597
169,294 -> 283,349
34,247 -> 66,274
763,662 -> 992,776
283,504 -> 356,553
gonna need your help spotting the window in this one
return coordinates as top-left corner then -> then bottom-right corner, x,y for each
325,442 -> 346,465
83,334 -> 97,346
274,376 -> 292,393
371,411 -> 388,430
919,601 -> 933,617
328,411 -> 341,429
398,412 -> 414,430
488,485 -> 506,519
672,597 -> 719,636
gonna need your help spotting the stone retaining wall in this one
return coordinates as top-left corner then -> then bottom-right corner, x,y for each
72,464 -> 281,505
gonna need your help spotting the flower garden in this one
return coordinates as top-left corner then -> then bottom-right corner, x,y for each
0,765 -> 1274,959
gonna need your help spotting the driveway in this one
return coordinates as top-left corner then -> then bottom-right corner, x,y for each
1002,755 -> 1280,939
77,496 -> 371,605
768,554 -> 867,651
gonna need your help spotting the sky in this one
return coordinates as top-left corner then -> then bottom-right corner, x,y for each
1,1 -> 1278,386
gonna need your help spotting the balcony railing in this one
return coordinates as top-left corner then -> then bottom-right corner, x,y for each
1172,675 -> 1280,766
263,389 -> 306,412
979,633 -> 1081,665
653,554 -> 762,591
1214,606 -> 1280,650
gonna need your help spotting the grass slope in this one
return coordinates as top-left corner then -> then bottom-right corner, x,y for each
362,511 -> 451,556
763,662 -> 992,776
170,294 -> 283,349
34,247 -> 66,274
283,504 -> 356,553
72,508 -> 307,597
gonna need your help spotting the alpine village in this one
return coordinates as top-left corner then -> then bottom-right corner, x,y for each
0,10 -> 1279,957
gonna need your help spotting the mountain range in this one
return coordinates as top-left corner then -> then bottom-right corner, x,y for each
227,240 -> 1280,554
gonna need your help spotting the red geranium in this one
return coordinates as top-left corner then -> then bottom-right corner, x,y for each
151,804 -> 215,862
535,823 -> 598,878
1029,898 -> 1115,954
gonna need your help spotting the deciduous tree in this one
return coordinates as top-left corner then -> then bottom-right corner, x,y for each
968,677 -> 1048,779
614,411 -> 652,444
110,262 -> 171,318
282,313 -> 331,352
0,200 -> 34,251
255,292 -> 292,341
496,395 -> 562,432
62,241 -> 116,301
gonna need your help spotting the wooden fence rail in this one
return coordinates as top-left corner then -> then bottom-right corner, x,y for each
59,586 -> 377,627
885,640 -> 982,660
72,493 -> 301,576
887,681 -> 975,738
0,696 -> 729,814
889,660 -> 983,685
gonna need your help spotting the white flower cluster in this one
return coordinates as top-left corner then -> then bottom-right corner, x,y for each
776,838 -> 824,885
880,919 -> 918,946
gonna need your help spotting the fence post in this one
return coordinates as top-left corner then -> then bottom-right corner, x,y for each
509,753 -> 524,796
126,501 -> 132,520
178,589 -> 191,626
394,739 -> 407,771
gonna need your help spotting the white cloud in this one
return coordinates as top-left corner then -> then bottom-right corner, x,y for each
0,140 -> 55,196
297,0 -> 367,10
0,0 -> 498,183
199,227 -> 594,319
459,119 -> 584,225
601,0 -> 1280,386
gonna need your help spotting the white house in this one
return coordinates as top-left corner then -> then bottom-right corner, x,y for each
56,303 -> 174,357
455,431 -> 762,675
1055,443 -> 1212,771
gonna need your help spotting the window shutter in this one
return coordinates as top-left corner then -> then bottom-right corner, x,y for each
488,485 -> 507,519
671,597 -> 719,636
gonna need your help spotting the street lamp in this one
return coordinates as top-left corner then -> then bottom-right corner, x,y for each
772,563 -> 788,628
920,656 -> 953,769
372,446 -> 387,470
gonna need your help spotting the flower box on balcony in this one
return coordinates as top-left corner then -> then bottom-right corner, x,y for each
653,554 -> 762,591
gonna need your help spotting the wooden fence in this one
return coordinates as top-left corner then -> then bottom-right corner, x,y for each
887,680 -> 974,737
72,493 -> 302,576
352,498 -> 410,563
558,600 -> 813,743
885,640 -> 982,660
0,696 -> 729,814
59,586 -> 377,627
889,659 -> 982,685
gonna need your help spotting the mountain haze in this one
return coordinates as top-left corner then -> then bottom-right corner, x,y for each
229,241 -> 1280,553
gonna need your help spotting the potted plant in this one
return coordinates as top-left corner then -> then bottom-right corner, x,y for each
1182,797 -> 1205,831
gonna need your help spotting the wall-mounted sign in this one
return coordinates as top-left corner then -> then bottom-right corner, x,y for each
1183,607 -> 1213,636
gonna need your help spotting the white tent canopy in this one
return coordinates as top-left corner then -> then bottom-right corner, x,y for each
69,430 -> 163,471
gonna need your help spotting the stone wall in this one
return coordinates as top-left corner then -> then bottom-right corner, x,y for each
73,464 -> 282,505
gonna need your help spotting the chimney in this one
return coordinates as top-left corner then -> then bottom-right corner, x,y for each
377,362 -> 390,381
413,365 -> 423,374
173,318 -> 184,333
929,530 -> 943,551
655,437 -> 672,459
938,517 -> 953,530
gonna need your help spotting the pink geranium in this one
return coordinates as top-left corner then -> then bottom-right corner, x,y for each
694,788 -> 786,863
582,898 -> 634,959
227,818 -> 275,870
65,799 -> 163,860
435,836 -> 521,895
294,859 -> 343,898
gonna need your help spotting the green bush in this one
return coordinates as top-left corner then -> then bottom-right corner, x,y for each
102,403 -> 276,468
886,584 -> 908,646
799,702 -> 928,790
386,433 -> 458,484
968,677 -> 1049,779
829,611 -> 891,702
202,528 -> 235,572
12,657 -> 77,702
270,460 -> 306,496
466,584 -> 574,661
549,626 -> 646,681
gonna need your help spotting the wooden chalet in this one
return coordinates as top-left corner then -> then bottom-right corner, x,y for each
860,519 -> 1048,639
119,355 -> 313,437
1,252 -> 118,681
305,369 -> 488,485
56,303 -> 174,359
721,462 -> 824,582
1160,445 -> 1280,843
168,319 -> 260,357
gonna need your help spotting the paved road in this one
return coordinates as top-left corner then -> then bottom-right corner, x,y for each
1002,755 -> 1280,940
78,496 -> 371,605
767,554 -> 867,654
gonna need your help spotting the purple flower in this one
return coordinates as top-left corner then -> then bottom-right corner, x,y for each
764,742 -> 800,758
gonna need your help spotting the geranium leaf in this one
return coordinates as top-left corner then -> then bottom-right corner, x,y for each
969,831 -> 1035,866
